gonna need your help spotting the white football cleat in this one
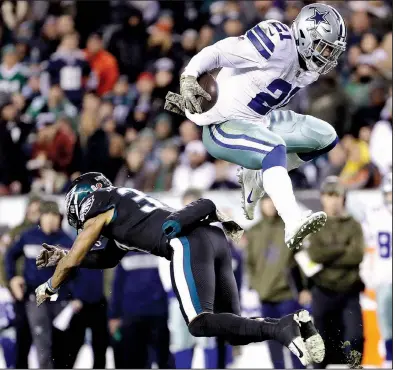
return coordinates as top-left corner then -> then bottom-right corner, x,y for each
237,167 -> 265,220
285,211 -> 327,250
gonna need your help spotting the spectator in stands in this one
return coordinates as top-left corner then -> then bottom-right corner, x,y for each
78,92 -> 110,175
114,144 -> 152,190
1,1 -> 29,44
103,75 -> 136,128
318,143 -> 347,186
46,32 -> 94,108
246,195 -> 305,369
145,140 -> 179,192
31,16 -> 59,62
108,251 -> 173,368
339,137 -> 381,189
56,14 -> 75,38
107,6 -> 148,83
153,112 -> 174,151
24,84 -> 78,128
85,32 -> 119,97
210,160 -> 240,190
0,45 -> 28,94
30,115 -> 77,193
5,201 -> 74,368
67,261 -> 108,368
172,140 -> 215,194
0,195 -> 41,369
106,133 -> 126,182
0,95 -> 30,194
306,177 -> 365,368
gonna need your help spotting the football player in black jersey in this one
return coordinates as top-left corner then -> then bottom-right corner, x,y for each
35,172 -> 324,366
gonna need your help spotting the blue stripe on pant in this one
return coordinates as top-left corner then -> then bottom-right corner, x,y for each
180,237 -> 202,315
203,124 -> 285,170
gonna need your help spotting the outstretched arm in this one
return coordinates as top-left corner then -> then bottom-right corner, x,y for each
35,209 -> 114,306
50,211 -> 111,289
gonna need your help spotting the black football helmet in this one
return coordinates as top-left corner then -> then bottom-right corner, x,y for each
65,172 -> 112,230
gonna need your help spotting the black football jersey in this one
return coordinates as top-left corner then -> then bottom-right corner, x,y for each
78,186 -> 175,259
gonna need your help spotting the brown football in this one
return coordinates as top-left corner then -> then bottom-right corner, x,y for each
197,69 -> 219,113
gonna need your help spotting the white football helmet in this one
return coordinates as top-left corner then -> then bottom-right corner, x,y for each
291,3 -> 347,74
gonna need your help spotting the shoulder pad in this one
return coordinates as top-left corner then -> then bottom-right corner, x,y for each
245,20 -> 292,62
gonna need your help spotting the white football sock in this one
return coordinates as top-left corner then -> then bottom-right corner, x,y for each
253,154 -> 305,190
261,166 -> 302,227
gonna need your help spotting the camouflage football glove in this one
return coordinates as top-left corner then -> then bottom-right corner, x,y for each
35,278 -> 59,306
164,91 -> 186,116
180,75 -> 211,114
215,209 -> 244,243
36,243 -> 68,269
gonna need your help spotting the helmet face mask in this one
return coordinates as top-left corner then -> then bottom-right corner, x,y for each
292,4 -> 347,75
65,172 -> 112,230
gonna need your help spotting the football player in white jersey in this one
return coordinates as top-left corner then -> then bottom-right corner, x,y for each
165,3 -> 346,250
363,174 -> 392,368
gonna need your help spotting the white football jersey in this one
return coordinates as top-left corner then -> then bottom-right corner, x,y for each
362,204 -> 392,287
183,20 -> 320,126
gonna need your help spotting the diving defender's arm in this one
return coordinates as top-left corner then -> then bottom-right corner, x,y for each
50,209 -> 113,290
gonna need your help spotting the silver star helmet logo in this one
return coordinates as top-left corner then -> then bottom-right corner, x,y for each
306,7 -> 330,27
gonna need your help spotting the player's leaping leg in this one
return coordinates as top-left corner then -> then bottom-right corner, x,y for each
239,111 -> 338,247
168,225 -> 322,366
202,119 -> 327,250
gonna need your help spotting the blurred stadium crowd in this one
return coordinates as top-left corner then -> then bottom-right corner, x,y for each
0,0 -> 392,196
0,0 -> 392,369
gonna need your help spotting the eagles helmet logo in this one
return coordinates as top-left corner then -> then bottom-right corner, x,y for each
80,195 -> 95,223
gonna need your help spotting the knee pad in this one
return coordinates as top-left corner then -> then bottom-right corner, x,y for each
188,313 -> 210,337
298,117 -> 338,161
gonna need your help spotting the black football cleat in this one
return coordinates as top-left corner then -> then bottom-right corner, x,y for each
256,313 -> 311,366
259,310 -> 325,364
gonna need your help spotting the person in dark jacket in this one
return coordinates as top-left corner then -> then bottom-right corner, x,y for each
46,32 -> 94,108
5,201 -> 74,368
246,195 -> 306,369
0,95 -> 30,194
0,195 -> 41,369
107,6 -> 148,84
108,251 -> 174,369
66,243 -> 108,369
304,176 -> 365,368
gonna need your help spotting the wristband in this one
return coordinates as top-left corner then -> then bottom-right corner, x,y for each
162,220 -> 181,239
46,278 -> 59,294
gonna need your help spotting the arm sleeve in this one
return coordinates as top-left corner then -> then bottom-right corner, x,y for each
182,36 -> 267,77
5,235 -> 25,280
329,222 -> 365,267
108,264 -> 125,319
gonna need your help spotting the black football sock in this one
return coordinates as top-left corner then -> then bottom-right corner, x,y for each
188,312 -> 277,346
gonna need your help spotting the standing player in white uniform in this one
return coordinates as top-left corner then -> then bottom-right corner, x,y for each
165,3 -> 346,250
363,174 -> 392,368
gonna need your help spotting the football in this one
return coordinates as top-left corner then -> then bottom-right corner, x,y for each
197,69 -> 219,113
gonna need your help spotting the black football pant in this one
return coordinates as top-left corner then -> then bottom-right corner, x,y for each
112,315 -> 174,369
311,286 -> 364,369
66,298 -> 109,368
169,225 -> 275,345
